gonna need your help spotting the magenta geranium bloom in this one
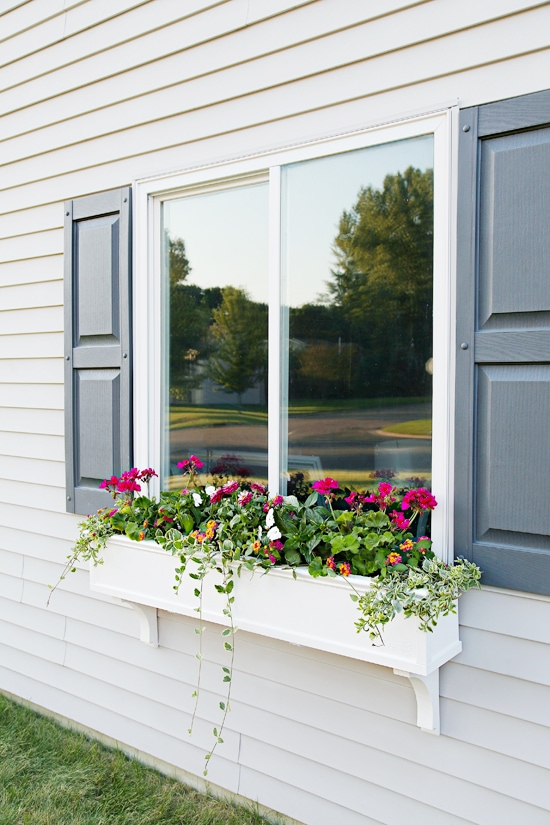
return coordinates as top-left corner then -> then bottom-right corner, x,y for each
312,477 -> 339,495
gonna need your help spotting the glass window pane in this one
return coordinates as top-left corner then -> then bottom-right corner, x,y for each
281,136 -> 434,493
162,184 -> 269,488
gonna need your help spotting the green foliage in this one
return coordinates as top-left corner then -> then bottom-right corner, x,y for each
355,556 -> 482,642
207,287 -> 268,406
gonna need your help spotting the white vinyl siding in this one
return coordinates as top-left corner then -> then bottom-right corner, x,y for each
1,2 -> 550,823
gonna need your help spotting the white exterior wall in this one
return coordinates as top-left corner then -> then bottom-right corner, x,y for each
0,1 -> 549,822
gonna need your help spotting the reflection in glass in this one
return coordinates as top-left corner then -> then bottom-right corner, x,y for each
281,136 -> 434,493
162,185 -> 269,488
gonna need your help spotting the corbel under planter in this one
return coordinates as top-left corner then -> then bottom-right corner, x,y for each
90,535 -> 463,734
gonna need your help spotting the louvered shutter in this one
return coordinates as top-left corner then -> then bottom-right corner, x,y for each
455,90 -> 550,594
64,188 -> 132,515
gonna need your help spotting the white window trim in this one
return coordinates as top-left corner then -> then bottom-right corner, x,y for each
133,107 -> 457,562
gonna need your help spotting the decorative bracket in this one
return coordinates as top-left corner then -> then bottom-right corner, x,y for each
394,668 -> 440,734
123,600 -> 159,646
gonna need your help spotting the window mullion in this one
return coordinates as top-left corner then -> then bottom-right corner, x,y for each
268,166 -> 283,495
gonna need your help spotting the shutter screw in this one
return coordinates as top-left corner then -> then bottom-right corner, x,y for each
460,342 -> 469,350
66,355 -> 70,360
66,211 -> 70,216
123,197 -> 128,202
67,496 -> 72,501
462,125 -> 471,132
123,352 -> 128,358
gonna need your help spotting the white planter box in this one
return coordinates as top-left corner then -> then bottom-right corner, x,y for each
90,535 -> 463,733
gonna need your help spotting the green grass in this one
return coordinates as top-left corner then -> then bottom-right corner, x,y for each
0,694 -> 273,825
380,419 -> 432,437
169,397 -> 431,430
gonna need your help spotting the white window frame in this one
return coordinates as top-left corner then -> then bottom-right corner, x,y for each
133,107 -> 457,562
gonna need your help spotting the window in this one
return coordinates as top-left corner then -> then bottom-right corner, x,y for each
134,110 -> 454,558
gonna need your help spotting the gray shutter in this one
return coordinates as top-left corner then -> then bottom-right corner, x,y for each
64,188 -> 132,515
456,89 -> 550,594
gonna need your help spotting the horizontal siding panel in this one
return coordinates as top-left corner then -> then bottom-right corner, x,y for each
0,280 -> 62,310
23,578 -> 141,636
0,595 -> 66,639
0,526 -> 71,563
65,614 -> 198,680
239,768 -> 385,825
63,644 -> 241,759
0,0 -> 424,137
0,205 -> 61,239
0,0 -> 87,42
0,358 -> 62,384
442,697 -> 550,773
0,478 -> 66,511
67,609 -> 550,812
2,61 -> 550,216
0,501 -> 73,538
0,431 -> 63,462
0,652 -> 242,794
0,0 -> 152,69
0,255 -> 62,288
0,0 -> 539,141
0,306 -> 63,334
0,455 -> 64,486
442,661 -> 550,728
0,332 -> 63,360
234,663 -> 550,810
0,0 -> 244,94
455,626 -> 550,686
1,43 -> 549,218
0,571 -> 23,601
0,231 -> 62,263
63,643 -> 241,759
3,9 -> 550,192
162,613 -> 419,725
459,587 -> 550,644
0,407 -> 63,436
240,738 -> 476,825
237,709 -> 550,824
0,547 -> 23,577
0,616 -> 65,663
0,382 -> 63,409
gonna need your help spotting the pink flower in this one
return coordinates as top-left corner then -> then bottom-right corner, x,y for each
312,478 -> 339,496
364,482 -> 396,511
99,475 -> 119,490
326,557 -> 336,570
238,491 -> 253,506
177,455 -> 204,472
344,491 -> 358,507
338,562 -> 351,576
390,510 -> 410,530
401,488 -> 437,512
250,482 -> 266,494
387,552 -> 402,566
222,481 -> 239,495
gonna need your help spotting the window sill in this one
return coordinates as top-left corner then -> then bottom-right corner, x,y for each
90,535 -> 462,733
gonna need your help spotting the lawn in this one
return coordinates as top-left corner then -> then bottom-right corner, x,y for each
169,397 -> 431,430
380,418 -> 432,437
0,694 -> 274,825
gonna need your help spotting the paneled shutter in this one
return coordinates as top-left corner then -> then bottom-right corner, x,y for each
64,188 -> 132,515
455,90 -> 550,594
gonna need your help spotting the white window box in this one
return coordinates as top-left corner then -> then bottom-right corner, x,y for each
90,534 -> 462,733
